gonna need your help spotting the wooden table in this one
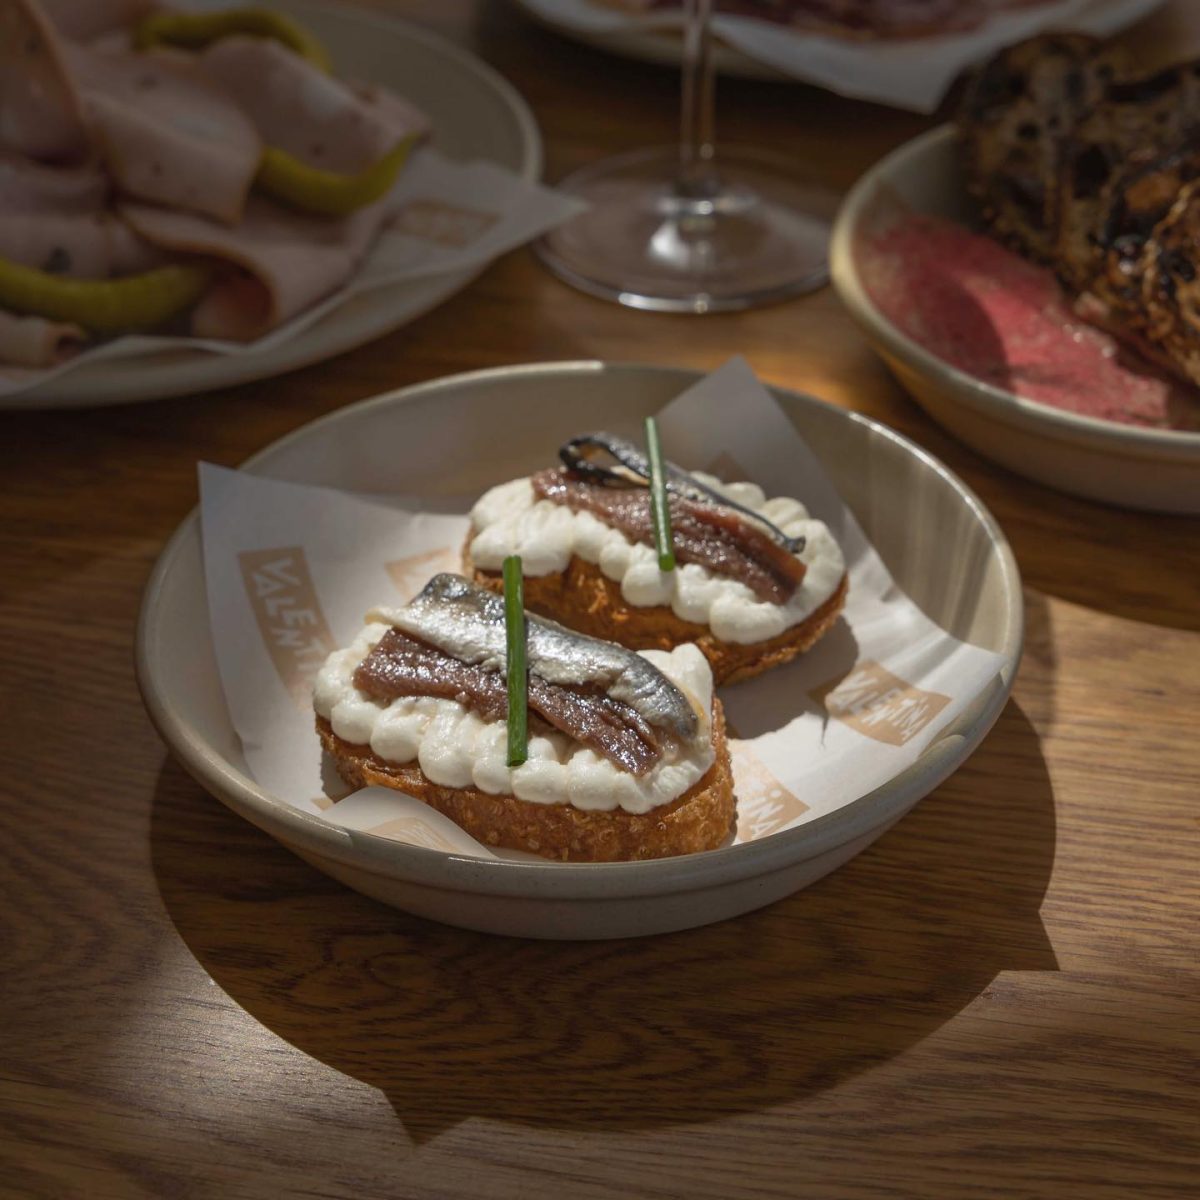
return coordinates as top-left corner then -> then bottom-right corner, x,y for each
3,3 -> 1198,1197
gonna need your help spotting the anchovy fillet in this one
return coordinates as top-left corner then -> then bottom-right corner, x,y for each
354,627 -> 664,775
560,431 -> 805,555
371,574 -> 699,742
532,469 -> 806,605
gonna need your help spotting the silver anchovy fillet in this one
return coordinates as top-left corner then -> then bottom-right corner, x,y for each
371,574 -> 699,740
559,431 -> 805,555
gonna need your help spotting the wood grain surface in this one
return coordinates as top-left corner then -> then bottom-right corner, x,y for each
1,2 -> 1198,1197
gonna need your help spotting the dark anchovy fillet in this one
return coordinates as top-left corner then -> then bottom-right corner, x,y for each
526,678 -> 662,776
560,432 -> 805,556
532,467 -> 806,605
354,628 -> 664,776
383,575 -> 699,744
355,628 -> 508,721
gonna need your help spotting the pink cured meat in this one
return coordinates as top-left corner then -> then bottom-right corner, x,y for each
0,0 -> 89,162
120,194 -> 389,340
0,307 -> 83,366
64,43 -> 261,224
199,37 -> 431,174
0,151 -> 159,277
860,213 -> 1200,431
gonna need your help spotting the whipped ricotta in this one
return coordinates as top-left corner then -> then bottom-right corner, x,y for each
468,473 -> 846,645
314,622 -> 715,815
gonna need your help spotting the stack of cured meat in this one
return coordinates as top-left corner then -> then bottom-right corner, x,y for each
0,0 -> 429,366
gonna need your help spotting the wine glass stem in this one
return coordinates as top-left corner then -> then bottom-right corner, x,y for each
678,0 -> 718,200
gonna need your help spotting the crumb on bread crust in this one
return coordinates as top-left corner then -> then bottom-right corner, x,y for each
317,699 -> 735,862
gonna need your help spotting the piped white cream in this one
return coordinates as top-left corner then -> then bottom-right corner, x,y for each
314,622 -> 716,815
468,472 -> 845,645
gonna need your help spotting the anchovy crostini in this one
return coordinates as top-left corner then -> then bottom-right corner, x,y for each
314,574 -> 734,862
464,433 -> 848,684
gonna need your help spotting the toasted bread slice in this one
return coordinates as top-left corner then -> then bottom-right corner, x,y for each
1089,142 -> 1200,331
1055,66 -> 1200,291
1136,179 -> 1200,389
468,550 -> 848,686
960,34 -> 1123,263
317,698 -> 735,863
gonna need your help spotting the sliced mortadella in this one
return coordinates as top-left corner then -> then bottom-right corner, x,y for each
0,151 -> 161,277
0,0 -> 89,162
39,0 -> 155,42
348,81 -> 432,150
105,211 -> 161,273
0,149 -> 107,213
64,43 -> 261,224
0,306 -> 83,366
120,193 -> 387,339
199,36 -> 430,174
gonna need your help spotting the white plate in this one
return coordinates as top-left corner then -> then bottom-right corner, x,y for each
7,0 -> 541,410
511,0 -> 786,80
137,362 -> 1023,940
511,0 -> 1164,96
831,126 -> 1200,513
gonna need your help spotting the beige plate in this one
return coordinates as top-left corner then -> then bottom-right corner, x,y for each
510,0 -> 1164,94
136,363 -> 1023,939
509,0 -> 787,81
6,0 -> 540,410
831,125 -> 1200,514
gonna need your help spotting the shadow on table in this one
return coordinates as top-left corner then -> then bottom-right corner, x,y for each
1011,500 -> 1200,633
150,699 -> 1056,1143
942,453 -> 1200,635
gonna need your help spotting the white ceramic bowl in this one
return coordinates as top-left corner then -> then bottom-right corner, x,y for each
831,125 -> 1200,514
136,363 -> 1023,939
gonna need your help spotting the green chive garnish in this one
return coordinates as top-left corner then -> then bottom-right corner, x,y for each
644,415 -> 676,572
503,554 -> 528,767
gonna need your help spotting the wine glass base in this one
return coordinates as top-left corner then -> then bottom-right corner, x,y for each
536,145 -> 834,313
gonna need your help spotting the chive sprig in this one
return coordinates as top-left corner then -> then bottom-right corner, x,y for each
503,554 -> 528,767
644,415 -> 676,573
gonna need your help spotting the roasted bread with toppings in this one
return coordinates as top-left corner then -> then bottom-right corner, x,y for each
1089,143 -> 1200,334
1054,66 -> 1200,291
961,33 -> 1124,263
961,36 -> 1200,394
314,574 -> 736,863
463,434 -> 848,686
1136,179 -> 1200,388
